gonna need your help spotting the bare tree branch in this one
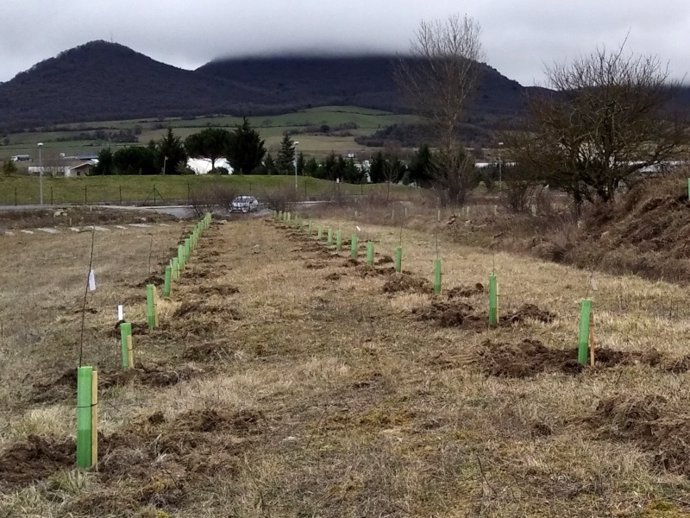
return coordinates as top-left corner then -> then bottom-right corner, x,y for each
395,13 -> 483,205
515,42 -> 688,209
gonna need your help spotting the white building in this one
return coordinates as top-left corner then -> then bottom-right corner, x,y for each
186,158 -> 233,175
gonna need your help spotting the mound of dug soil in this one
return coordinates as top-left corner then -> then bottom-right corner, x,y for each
412,302 -> 555,329
355,265 -> 396,278
305,260 -> 328,270
472,340 -> 689,378
31,364 -> 207,403
173,301 -> 241,320
0,435 -> 75,490
413,301 -> 481,327
588,394 -> 690,476
382,273 -> 432,294
503,304 -> 556,324
173,408 -> 262,434
133,274 -> 164,288
183,340 -> 233,361
195,285 -> 240,296
447,283 -> 484,298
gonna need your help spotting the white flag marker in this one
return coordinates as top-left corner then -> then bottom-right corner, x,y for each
88,270 -> 96,291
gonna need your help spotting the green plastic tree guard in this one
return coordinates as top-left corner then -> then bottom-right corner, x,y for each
578,299 -> 593,365
366,241 -> 374,265
351,234 -> 359,259
178,244 -> 185,268
394,247 -> 402,273
317,226 -> 323,240
146,284 -> 156,330
336,230 -> 342,251
76,366 -> 93,469
172,257 -> 179,280
433,259 -> 442,295
327,228 -> 333,245
163,266 -> 172,297
489,273 -> 498,327
120,322 -> 132,369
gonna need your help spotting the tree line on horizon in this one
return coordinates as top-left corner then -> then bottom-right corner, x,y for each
89,117 -> 441,186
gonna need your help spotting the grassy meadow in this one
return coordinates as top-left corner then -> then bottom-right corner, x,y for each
1,211 -> 690,516
0,174 -> 418,205
1,106 -> 419,161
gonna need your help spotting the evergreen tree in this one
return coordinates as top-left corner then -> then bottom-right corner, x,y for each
2,157 -> 17,176
343,157 -> 363,183
304,157 -> 319,177
408,144 -> 435,186
296,151 -> 305,175
275,133 -> 296,174
93,148 -> 114,175
369,152 -> 386,183
227,117 -> 266,174
263,153 -> 277,174
156,127 -> 187,174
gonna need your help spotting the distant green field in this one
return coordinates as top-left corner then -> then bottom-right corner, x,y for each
0,174 -> 414,206
1,106 -> 419,160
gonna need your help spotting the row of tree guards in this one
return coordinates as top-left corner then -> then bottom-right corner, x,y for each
75,212 -> 213,470
274,209 -> 596,369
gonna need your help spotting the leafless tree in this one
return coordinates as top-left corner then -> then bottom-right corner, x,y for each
516,42 -> 687,210
395,14 -> 483,205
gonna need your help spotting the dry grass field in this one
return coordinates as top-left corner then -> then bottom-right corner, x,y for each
2,212 -> 690,517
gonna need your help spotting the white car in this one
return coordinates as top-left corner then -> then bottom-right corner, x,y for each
230,195 -> 259,213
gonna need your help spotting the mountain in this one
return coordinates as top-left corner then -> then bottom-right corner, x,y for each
0,40 -> 532,131
196,56 -> 529,126
0,41 -> 269,130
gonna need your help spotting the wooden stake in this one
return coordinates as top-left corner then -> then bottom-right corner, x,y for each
127,335 -> 134,369
589,312 -> 595,366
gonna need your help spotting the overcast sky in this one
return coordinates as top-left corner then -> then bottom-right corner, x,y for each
2,0 -> 689,85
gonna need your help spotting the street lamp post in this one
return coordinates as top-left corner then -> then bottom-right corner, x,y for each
497,141 -> 504,191
293,141 -> 300,190
37,142 -> 44,205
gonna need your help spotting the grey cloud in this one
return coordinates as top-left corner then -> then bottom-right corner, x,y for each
1,0 -> 689,85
